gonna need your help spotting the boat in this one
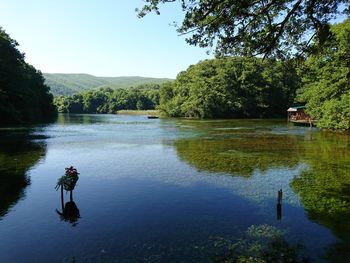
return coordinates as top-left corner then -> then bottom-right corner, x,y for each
147,115 -> 159,119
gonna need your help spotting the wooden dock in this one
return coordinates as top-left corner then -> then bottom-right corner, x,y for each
287,106 -> 318,127
290,119 -> 318,127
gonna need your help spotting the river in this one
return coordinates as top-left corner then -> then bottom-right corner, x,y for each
0,114 -> 349,262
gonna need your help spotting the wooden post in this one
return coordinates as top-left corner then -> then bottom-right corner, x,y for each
277,189 -> 282,220
60,185 -> 64,211
277,189 -> 283,205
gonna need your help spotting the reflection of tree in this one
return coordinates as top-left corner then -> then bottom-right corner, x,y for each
56,190 -> 80,226
173,123 -> 350,260
55,167 -> 80,226
0,130 -> 47,218
174,134 -> 302,176
290,133 -> 350,262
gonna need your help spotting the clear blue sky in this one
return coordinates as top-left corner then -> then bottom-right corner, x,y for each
1,0 -> 211,78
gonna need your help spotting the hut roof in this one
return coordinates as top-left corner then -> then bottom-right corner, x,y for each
287,106 -> 305,112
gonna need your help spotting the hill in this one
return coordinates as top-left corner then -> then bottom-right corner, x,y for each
43,73 -> 172,96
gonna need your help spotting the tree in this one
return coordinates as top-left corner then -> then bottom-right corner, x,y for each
0,27 -> 57,125
158,57 -> 299,118
53,85 -> 162,114
138,0 -> 350,58
297,19 -> 350,129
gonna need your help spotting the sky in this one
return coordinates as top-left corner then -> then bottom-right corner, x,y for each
0,0 -> 212,78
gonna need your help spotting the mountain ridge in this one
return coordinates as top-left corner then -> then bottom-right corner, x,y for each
44,73 -> 172,96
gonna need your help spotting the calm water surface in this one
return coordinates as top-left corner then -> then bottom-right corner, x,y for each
0,114 -> 349,262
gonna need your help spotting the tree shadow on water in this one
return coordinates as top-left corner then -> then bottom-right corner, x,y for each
0,129 -> 47,219
173,125 -> 350,261
56,190 -> 80,226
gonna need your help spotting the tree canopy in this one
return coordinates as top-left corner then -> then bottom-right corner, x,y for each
0,28 -> 57,125
54,84 -> 161,114
158,57 -> 299,118
297,19 -> 350,129
138,0 -> 350,58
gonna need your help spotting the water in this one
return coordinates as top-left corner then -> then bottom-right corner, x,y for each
0,114 -> 349,262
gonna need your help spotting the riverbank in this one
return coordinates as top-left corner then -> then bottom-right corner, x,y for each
116,110 -> 158,115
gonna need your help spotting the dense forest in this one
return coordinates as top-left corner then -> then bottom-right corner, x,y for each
54,56 -> 299,118
297,19 -> 350,130
158,19 -> 350,128
54,18 -> 350,130
1,15 -> 349,129
53,58 -> 300,118
158,57 -> 299,118
53,84 -> 161,113
0,28 -> 56,126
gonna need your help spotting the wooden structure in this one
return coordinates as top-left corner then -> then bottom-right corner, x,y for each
147,115 -> 159,119
277,189 -> 282,221
287,106 -> 317,127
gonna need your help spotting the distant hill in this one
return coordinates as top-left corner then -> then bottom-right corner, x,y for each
43,73 -> 172,96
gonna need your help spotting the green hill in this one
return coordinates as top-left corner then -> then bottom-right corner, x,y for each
43,73 -> 172,96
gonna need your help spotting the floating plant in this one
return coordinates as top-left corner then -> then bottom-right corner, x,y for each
55,166 -> 79,191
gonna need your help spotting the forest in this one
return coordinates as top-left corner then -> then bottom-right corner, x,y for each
158,57 -> 299,118
53,19 -> 350,129
53,84 -> 161,114
0,28 -> 57,126
1,15 -> 349,130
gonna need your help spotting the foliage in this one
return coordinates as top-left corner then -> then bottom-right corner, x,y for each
54,84 -> 161,113
297,19 -> 350,130
44,73 -> 172,96
55,166 -> 79,191
0,28 -> 57,126
159,57 -> 300,118
56,175 -> 78,191
138,0 -> 349,58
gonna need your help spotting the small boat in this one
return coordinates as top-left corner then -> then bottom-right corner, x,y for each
147,115 -> 159,119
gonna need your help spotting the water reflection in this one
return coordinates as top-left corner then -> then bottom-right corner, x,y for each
171,120 -> 350,261
0,129 -> 47,219
1,115 -> 350,262
56,190 -> 80,226
174,135 -> 302,176
208,224 -> 308,263
57,113 -> 116,125
277,189 -> 283,221
55,166 -> 81,226
290,133 -> 350,262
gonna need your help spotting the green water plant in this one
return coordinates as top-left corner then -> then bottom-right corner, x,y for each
209,224 -> 305,263
55,166 -> 79,191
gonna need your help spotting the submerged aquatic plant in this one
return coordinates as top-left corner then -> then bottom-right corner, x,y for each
209,224 -> 307,263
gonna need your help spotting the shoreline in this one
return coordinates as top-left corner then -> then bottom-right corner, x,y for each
116,110 -> 158,115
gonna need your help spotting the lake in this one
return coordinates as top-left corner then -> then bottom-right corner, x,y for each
0,114 -> 349,262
